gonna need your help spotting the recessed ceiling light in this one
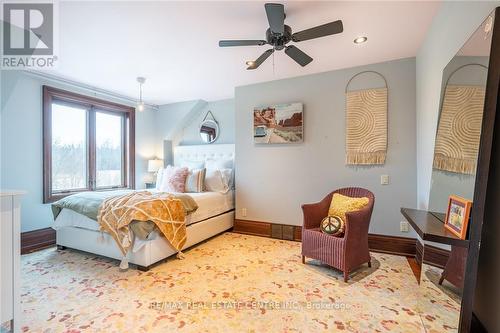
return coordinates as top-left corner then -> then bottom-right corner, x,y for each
354,36 -> 368,44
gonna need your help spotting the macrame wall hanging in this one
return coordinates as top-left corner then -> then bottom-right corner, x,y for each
433,63 -> 487,175
345,71 -> 388,165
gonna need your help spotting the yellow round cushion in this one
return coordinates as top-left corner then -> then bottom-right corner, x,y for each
328,193 -> 369,222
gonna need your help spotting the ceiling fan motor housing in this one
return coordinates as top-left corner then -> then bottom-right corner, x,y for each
266,25 -> 292,50
218,3 -> 343,69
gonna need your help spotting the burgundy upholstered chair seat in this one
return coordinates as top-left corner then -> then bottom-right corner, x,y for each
301,187 -> 375,282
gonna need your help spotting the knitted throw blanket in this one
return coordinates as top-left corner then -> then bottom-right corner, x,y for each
97,191 -> 188,256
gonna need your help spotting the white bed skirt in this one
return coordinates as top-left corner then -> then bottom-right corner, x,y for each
56,210 -> 234,269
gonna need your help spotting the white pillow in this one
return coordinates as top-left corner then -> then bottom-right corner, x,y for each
205,158 -> 233,171
181,160 -> 205,170
205,169 -> 227,193
205,168 -> 233,193
204,159 -> 234,193
220,168 -> 234,189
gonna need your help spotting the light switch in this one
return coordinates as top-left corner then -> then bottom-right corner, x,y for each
381,175 -> 389,185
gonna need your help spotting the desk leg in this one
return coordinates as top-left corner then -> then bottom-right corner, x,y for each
439,245 -> 468,289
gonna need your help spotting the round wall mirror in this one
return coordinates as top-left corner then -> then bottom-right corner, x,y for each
199,119 -> 219,144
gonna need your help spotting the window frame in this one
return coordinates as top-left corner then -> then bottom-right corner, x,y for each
43,85 -> 135,203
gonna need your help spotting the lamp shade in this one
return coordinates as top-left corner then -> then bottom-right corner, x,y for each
147,159 -> 163,172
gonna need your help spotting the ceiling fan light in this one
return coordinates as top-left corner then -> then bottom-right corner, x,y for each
137,101 -> 145,112
354,36 -> 368,44
136,76 -> 146,112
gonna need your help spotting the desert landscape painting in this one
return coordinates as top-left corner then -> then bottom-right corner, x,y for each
253,103 -> 303,144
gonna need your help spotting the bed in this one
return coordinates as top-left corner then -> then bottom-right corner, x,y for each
53,144 -> 235,270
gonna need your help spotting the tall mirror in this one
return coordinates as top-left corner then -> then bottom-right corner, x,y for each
417,12 -> 495,332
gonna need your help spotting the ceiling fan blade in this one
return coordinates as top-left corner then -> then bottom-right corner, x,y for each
219,40 -> 267,47
265,3 -> 285,35
247,49 -> 274,70
285,45 -> 313,67
292,20 -> 343,42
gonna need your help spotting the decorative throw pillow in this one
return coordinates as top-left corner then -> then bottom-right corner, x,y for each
204,169 -> 228,193
159,165 -> 189,193
185,168 -> 206,193
328,193 -> 369,222
320,215 -> 345,236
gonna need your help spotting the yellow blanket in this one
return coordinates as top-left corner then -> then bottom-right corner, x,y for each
97,191 -> 187,256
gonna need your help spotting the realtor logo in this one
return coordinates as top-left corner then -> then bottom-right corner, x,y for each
2,1 -> 58,69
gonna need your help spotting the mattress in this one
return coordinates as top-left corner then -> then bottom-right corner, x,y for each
52,190 -> 234,232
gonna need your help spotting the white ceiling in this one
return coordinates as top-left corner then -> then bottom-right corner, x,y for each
48,1 -> 440,104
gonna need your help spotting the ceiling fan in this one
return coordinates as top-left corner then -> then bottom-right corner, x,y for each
219,3 -> 343,70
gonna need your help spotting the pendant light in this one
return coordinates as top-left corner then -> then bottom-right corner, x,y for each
136,77 -> 146,112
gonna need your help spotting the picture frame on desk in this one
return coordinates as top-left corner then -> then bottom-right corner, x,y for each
444,195 -> 472,240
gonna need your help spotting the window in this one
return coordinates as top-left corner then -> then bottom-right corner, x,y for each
95,112 -> 124,188
43,86 -> 135,203
51,103 -> 88,191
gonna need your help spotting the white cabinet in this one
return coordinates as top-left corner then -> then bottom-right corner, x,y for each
1,191 -> 24,333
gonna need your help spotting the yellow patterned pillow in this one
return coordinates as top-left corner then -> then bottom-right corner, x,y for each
328,193 -> 369,221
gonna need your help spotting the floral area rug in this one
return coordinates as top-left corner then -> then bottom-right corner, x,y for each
21,232 -> 458,332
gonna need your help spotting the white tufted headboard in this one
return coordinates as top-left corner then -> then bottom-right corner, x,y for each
172,143 -> 235,166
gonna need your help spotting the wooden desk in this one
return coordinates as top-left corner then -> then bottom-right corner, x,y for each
401,207 -> 469,289
400,208 -> 469,247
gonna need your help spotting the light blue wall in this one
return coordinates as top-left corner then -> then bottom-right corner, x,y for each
235,57 -> 417,237
156,100 -> 202,149
156,98 -> 235,153
0,71 -> 157,232
179,99 -> 235,146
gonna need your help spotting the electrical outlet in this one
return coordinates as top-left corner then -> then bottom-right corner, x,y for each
400,221 -> 409,232
242,208 -> 247,217
381,175 -> 389,185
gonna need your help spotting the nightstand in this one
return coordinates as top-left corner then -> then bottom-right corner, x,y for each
145,182 -> 156,189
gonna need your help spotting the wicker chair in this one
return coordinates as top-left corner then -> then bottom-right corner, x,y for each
301,187 -> 375,282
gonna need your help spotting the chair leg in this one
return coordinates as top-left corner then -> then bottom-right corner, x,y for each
343,271 -> 349,283
368,260 -> 372,268
439,274 -> 445,285
301,255 -> 305,264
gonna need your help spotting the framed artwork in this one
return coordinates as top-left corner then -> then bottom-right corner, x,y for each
253,103 -> 303,144
444,195 -> 472,239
